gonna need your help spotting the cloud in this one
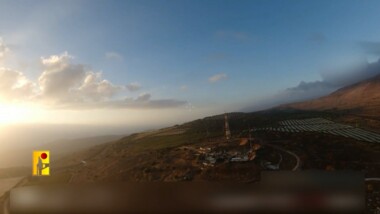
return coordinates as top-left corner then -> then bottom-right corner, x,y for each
288,81 -> 330,91
0,68 -> 36,100
38,52 -> 87,100
118,97 -> 187,109
59,97 -> 187,109
319,60 -> 380,87
358,41 -> 380,55
76,72 -> 123,101
0,39 -> 34,100
139,99 -> 187,109
0,38 -> 10,60
105,52 -> 123,60
0,37 -> 186,110
243,59 -> 380,111
209,73 -> 227,83
126,82 -> 141,92
38,52 -> 122,104
135,93 -> 151,102
0,49 -> 186,109
112,92 -> 187,109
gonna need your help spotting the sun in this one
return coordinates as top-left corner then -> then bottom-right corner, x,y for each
0,102 -> 37,124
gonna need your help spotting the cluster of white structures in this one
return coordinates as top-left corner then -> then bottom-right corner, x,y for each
253,118 -> 380,143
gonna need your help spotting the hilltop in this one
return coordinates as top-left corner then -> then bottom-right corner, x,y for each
281,74 -> 380,118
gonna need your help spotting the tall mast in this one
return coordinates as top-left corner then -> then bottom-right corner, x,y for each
249,127 -> 252,148
224,113 -> 231,140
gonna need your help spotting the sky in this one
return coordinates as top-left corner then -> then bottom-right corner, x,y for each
1,0 -> 380,133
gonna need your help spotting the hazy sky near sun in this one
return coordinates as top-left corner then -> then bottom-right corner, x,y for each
1,0 -> 380,127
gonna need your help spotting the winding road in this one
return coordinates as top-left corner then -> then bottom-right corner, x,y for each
261,142 -> 301,171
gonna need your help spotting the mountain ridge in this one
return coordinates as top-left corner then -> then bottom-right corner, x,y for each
278,73 -> 380,118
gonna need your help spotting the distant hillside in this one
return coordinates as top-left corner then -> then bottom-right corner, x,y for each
0,135 -> 122,168
45,135 -> 123,156
280,74 -> 380,118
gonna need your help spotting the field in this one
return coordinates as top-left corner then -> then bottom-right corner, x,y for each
254,118 -> 380,143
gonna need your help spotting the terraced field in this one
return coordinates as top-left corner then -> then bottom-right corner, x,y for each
253,118 -> 380,143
